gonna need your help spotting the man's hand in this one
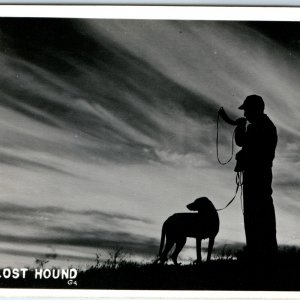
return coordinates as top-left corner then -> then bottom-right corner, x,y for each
218,107 -> 237,126
218,107 -> 227,119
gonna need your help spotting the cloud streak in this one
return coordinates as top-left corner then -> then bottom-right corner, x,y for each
0,229 -> 158,256
0,202 -> 151,225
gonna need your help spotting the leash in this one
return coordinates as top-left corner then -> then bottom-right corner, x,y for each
216,112 -> 235,165
216,111 -> 243,212
216,172 -> 243,211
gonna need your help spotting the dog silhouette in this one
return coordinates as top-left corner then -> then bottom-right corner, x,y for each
155,197 -> 219,265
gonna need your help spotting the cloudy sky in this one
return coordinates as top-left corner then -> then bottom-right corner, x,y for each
0,19 -> 299,267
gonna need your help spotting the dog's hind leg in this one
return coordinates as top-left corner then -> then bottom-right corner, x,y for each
207,236 -> 215,262
171,237 -> 186,265
159,238 -> 175,264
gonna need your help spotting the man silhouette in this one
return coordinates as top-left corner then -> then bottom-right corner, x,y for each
234,95 -> 278,264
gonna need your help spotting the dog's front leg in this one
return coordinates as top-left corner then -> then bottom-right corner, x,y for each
194,238 -> 202,265
207,236 -> 215,262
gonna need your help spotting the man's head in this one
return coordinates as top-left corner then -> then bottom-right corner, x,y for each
239,94 -> 265,123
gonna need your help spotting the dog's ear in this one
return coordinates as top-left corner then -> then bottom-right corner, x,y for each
187,197 -> 211,211
195,197 -> 210,203
187,197 -> 212,211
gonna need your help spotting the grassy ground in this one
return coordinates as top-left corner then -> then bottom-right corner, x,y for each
1,248 -> 300,290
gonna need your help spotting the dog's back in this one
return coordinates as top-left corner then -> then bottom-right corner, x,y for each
164,210 -> 219,239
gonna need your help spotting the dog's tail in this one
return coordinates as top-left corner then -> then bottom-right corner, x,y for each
158,223 -> 166,256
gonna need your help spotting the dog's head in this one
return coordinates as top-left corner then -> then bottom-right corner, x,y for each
186,197 -> 214,212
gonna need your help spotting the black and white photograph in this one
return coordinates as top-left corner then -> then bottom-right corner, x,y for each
0,14 -> 299,291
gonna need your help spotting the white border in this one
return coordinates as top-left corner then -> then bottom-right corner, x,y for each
0,0 -> 298,5
1,289 -> 300,298
0,0 -> 300,5
0,5 -> 299,299
0,5 -> 299,20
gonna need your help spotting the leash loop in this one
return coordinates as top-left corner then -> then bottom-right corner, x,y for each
216,113 -> 235,165
216,109 -> 244,212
